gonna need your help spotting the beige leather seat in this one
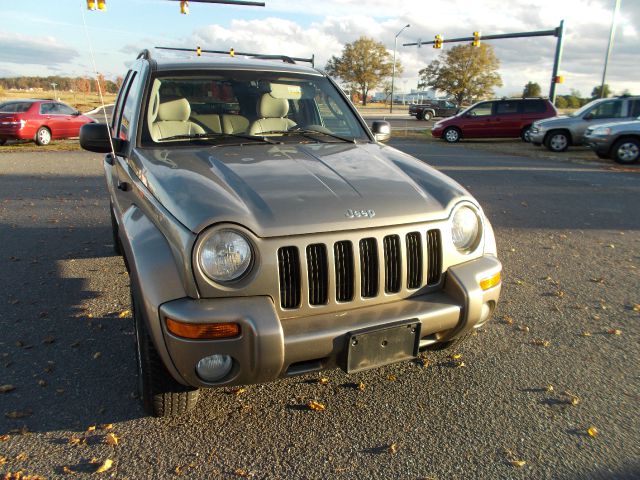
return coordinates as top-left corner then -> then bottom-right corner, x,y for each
248,93 -> 296,135
190,114 -> 222,133
222,114 -> 250,134
151,98 -> 205,141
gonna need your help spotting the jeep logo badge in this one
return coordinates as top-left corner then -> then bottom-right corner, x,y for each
346,209 -> 376,219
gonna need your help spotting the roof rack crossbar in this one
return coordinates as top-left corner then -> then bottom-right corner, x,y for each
155,47 -> 315,67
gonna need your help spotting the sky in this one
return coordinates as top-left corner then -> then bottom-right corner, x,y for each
1,0 -> 638,98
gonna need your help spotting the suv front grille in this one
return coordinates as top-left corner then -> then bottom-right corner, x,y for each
278,229 -> 443,310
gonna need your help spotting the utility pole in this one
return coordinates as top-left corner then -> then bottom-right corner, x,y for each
390,24 -> 410,114
548,20 -> 565,104
51,83 -> 58,101
600,0 -> 621,98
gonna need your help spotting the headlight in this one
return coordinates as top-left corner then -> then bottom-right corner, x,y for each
592,127 -> 611,136
451,205 -> 481,253
198,229 -> 252,282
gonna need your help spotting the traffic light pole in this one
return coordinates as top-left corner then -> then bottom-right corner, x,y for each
404,21 -> 565,103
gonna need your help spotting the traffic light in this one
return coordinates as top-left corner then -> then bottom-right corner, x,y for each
196,46 -> 202,57
472,31 -> 481,47
554,75 -> 565,84
180,0 -> 189,14
97,0 -> 106,10
434,34 -> 443,49
230,48 -> 235,57
86,0 -> 96,10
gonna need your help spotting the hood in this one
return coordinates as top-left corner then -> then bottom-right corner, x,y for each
132,142 -> 471,237
536,115 -> 571,127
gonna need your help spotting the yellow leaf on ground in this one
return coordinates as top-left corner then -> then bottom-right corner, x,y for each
511,460 -> 526,468
388,443 -> 398,454
532,339 -> 550,347
318,377 -> 329,385
95,458 -> 113,473
99,424 -> 113,430
234,468 -> 253,477
0,384 -> 16,393
582,331 -> 592,337
307,400 -> 326,412
456,361 -> 466,368
15,452 -> 27,461
86,425 -> 96,432
118,310 -> 130,318
450,353 -> 462,360
632,303 -> 640,312
104,433 -> 119,446
387,374 -> 397,381
0,434 -> 10,441
357,382 -> 365,391
503,315 -> 514,325
588,426 -> 598,438
68,437 -> 83,445
545,385 -> 554,393
607,329 -> 622,335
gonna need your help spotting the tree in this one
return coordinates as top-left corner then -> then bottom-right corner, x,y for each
325,36 -> 400,106
522,81 -> 541,98
418,44 -> 502,105
554,96 -> 568,109
591,84 -> 611,99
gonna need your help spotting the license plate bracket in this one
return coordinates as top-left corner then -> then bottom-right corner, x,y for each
344,320 -> 421,373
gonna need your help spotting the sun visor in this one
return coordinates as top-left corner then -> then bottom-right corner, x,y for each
269,83 -> 303,100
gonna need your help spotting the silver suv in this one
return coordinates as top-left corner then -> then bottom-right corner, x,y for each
79,50 -> 502,417
529,95 -> 640,152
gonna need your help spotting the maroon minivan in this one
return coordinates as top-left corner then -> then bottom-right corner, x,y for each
431,98 -> 557,143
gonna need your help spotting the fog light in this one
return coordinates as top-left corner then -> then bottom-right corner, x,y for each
480,302 -> 492,323
196,354 -> 232,382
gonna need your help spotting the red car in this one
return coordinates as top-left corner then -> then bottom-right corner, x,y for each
0,99 -> 95,146
431,98 -> 557,143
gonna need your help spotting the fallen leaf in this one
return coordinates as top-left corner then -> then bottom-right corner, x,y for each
582,331 -> 592,337
357,382 -> 365,391
67,437 -> 83,446
87,425 -> 96,432
0,456 -> 6,466
387,374 -> 397,381
0,434 -> 10,441
388,443 -> 398,454
511,460 -> 526,468
231,387 -> 246,396
104,433 -> 119,446
503,316 -> 514,325
234,468 -> 254,477
307,400 -> 326,412
587,426 -> 598,438
607,329 -> 622,335
318,377 -> 329,385
99,424 -> 113,430
420,357 -> 430,368
15,452 -> 28,461
545,385 -> 554,393
93,352 -> 102,359
518,325 -> 530,332
0,384 -> 16,393
554,290 -> 565,298
62,466 -> 75,474
632,304 -> 640,312
531,339 -> 550,347
5,410 -> 32,419
118,310 -> 130,318
570,396 -> 580,406
456,361 -> 466,368
95,459 -> 113,474
450,353 -> 462,360
37,379 -> 47,387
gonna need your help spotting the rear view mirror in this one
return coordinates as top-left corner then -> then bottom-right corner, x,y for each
371,121 -> 391,142
80,123 -> 120,153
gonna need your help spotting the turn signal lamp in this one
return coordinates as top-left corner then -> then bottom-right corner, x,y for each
479,272 -> 501,291
166,318 -> 241,339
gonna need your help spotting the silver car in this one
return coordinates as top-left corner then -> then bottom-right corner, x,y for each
79,50 -> 502,417
529,95 -> 640,152
584,119 -> 640,164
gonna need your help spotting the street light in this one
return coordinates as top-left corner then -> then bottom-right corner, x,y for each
51,83 -> 58,101
390,23 -> 410,114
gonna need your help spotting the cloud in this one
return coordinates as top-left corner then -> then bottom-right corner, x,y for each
0,33 -> 79,66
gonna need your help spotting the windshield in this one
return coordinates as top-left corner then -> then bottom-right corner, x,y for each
141,71 -> 370,146
569,99 -> 603,117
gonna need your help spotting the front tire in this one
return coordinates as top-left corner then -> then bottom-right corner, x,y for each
443,127 -> 461,143
35,127 -> 52,146
612,138 -> 640,164
416,111 -> 424,121
422,111 -> 432,121
132,291 -> 199,417
544,131 -> 569,152
0,139 -> 6,146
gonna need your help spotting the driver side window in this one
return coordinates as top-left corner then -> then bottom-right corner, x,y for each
589,100 -> 623,119
468,102 -> 493,117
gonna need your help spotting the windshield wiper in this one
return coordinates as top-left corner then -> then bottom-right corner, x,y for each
258,127 -> 356,144
159,132 -> 279,144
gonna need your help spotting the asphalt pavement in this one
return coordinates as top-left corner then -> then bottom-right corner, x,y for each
0,140 -> 638,479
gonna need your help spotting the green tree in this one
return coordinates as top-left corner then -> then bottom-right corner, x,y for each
325,36 -> 400,106
418,44 -> 502,105
565,95 -> 581,108
522,81 -> 541,98
554,96 -> 568,109
591,84 -> 611,99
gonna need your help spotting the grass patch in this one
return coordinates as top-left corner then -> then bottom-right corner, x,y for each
0,139 -> 83,153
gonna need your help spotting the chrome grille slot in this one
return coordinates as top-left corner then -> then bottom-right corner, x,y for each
334,241 -> 354,302
359,237 -> 379,298
383,235 -> 401,293
306,243 -> 328,306
426,229 -> 442,285
406,232 -> 422,289
278,246 -> 301,309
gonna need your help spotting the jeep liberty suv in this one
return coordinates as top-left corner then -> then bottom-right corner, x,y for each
80,50 -> 502,417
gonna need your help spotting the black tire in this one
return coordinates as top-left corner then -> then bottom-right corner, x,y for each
611,138 -> 640,164
521,125 -> 532,142
132,291 -> 199,417
443,127 -> 461,143
0,139 -> 6,146
110,203 -> 122,256
423,111 -> 432,121
416,111 -> 424,121
35,127 -> 52,146
544,130 -> 569,152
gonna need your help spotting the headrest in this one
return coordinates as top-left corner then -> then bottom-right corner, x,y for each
258,93 -> 289,118
157,98 -> 191,122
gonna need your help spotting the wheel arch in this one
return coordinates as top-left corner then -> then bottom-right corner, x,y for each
544,128 -> 573,146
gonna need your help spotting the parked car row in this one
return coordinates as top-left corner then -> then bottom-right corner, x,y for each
430,95 -> 640,164
0,99 -> 95,146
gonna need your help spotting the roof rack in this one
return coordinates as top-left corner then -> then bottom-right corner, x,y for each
155,46 -> 315,67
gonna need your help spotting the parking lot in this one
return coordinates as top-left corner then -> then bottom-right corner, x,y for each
0,139 -> 639,479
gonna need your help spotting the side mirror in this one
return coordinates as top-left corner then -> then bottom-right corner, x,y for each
583,113 -> 593,120
80,123 -> 121,153
72,110 -> 81,116
371,121 -> 391,142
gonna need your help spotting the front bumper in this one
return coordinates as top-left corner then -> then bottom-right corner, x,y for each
529,129 -> 545,145
431,127 -> 444,138
158,254 -> 502,388
583,135 -> 613,155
